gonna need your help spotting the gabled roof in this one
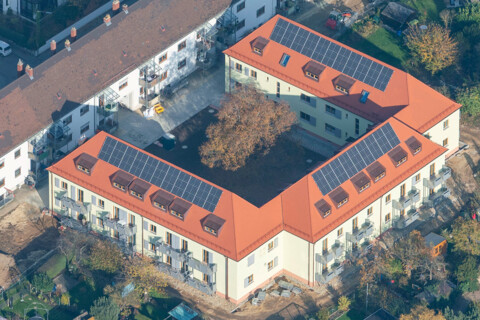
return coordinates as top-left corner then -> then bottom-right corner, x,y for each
0,0 -> 230,156
224,15 -> 461,131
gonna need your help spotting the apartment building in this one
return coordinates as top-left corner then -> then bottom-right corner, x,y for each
224,15 -> 460,156
0,0 -> 233,206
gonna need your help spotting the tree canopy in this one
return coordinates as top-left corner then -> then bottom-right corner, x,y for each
124,256 -> 167,298
90,296 -> 120,320
200,86 -> 297,171
448,217 -> 480,256
400,305 -> 446,320
456,85 -> 480,117
455,256 -> 480,293
88,240 -> 124,274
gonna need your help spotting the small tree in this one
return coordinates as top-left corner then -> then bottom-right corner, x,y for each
60,293 -> 70,306
400,305 -> 446,320
449,217 -> 480,256
405,24 -> 458,74
90,296 -> 120,320
338,295 -> 351,312
199,85 -> 297,171
31,272 -> 54,293
124,256 -> 167,300
455,256 -> 480,293
316,308 -> 329,320
88,240 -> 124,274
456,85 -> 480,117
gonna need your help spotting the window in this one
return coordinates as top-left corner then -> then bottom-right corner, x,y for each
129,214 -> 135,226
149,242 -> 156,251
400,209 -> 405,217
113,207 -> 120,220
61,181 -> 68,189
337,228 -> 343,237
279,53 -> 290,67
203,249 -> 209,263
385,194 -> 391,203
160,71 -> 168,81
177,40 -> 186,51
236,19 -> 245,31
256,5 -> 265,17
166,256 -> 172,265
80,123 -> 89,134
203,273 -> 210,282
14,149 -> 21,159
322,239 -> 328,252
300,94 -> 311,104
430,163 -> 435,176
0,178 -> 4,188
443,138 -> 449,147
250,70 -> 257,79
158,53 -> 167,63
429,188 -> 434,196
177,58 -> 187,70
276,82 -> 280,98
335,85 -> 348,94
325,123 -> 340,137
235,63 -> 242,72
443,119 -> 449,130
113,230 -> 120,239
352,217 -> 358,231
63,115 -> 72,125
182,240 -> 188,252
305,71 -> 319,81
77,189 -> 84,202
14,168 -> 21,178
326,105 -> 336,115
237,1 -> 245,12
98,199 -> 104,208
385,213 -> 391,222
80,105 -> 89,116
0,159 -> 3,169
165,232 -> 172,246
355,119 -> 360,135
367,207 -> 373,216
400,184 -> 406,197
97,217 -> 104,228
300,111 -> 311,122
77,164 -> 90,174
130,189 -> 143,200
415,173 -> 421,182
113,181 -> 125,191
268,239 -> 277,252
268,260 -> 275,270
247,274 -> 254,285
119,80 -> 128,91
150,224 -> 157,233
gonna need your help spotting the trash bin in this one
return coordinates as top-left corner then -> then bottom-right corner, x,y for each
159,133 -> 176,150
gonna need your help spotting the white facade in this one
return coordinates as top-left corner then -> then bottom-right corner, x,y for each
0,141 -> 29,203
231,0 -> 276,41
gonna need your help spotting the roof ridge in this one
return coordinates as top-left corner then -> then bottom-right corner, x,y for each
230,193 -> 239,260
305,176 -> 314,242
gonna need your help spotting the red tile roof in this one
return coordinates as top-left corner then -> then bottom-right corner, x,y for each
224,15 -> 461,131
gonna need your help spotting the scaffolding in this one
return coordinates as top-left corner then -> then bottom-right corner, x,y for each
96,87 -> 120,133
139,59 -> 162,109
216,6 -> 238,47
196,21 -> 218,72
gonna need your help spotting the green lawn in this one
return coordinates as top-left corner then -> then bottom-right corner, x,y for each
37,254 -> 67,279
399,0 -> 446,22
11,294 -> 53,318
337,309 -> 365,320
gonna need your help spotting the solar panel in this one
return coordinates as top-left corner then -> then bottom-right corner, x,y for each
312,123 -> 400,195
98,137 -> 223,212
270,18 -> 394,91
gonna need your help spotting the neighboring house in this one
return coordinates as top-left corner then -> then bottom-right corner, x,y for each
0,0 -> 231,206
425,232 -> 447,257
2,0 -> 67,19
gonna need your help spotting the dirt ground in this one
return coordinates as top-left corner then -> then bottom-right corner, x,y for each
0,202 -> 58,288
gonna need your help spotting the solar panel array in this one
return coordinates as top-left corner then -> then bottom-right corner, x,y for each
98,137 -> 223,212
312,123 -> 400,195
270,18 -> 394,91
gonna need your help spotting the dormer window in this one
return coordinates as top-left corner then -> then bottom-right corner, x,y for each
388,146 -> 408,167
405,136 -> 422,155
303,61 -> 325,82
350,171 -> 371,193
202,214 -> 226,237
366,161 -> 386,183
333,74 -> 356,95
329,187 -> 349,208
250,36 -> 269,56
169,198 -> 191,221
128,178 -> 151,201
151,189 -> 174,212
74,153 -> 97,176
279,53 -> 290,67
315,199 -> 332,218
110,170 -> 134,193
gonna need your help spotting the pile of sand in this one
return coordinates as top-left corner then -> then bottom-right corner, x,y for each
0,253 -> 16,288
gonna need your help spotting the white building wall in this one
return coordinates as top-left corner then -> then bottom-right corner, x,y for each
232,0 -> 276,41
2,0 -> 19,14
423,109 -> 460,157
0,141 -> 30,199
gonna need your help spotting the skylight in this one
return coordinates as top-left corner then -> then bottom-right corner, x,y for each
279,53 -> 290,67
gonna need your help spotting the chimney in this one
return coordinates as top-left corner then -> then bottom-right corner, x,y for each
50,40 -> 56,55
65,39 -> 71,52
25,65 -> 34,80
17,59 -> 24,78
112,0 -> 120,14
104,14 -> 111,26
70,27 -> 77,42
122,4 -> 128,14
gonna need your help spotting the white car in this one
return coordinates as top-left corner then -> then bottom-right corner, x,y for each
0,41 -> 12,57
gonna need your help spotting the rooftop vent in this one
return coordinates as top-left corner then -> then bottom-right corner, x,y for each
70,27 -> 77,42
128,178 -> 151,200
279,53 -> 290,67
302,61 -> 325,81
315,199 -> 332,218
110,170 -> 134,192
169,198 -> 192,220
74,153 -> 98,175
112,0 -> 120,13
388,146 -> 408,167
350,171 -> 371,193
65,39 -> 71,52
405,136 -> 422,155
17,59 -> 24,78
25,65 -> 34,80
250,36 -> 269,55
151,189 -> 175,211
359,90 -> 370,103
50,40 -> 56,55
366,161 -> 386,183
122,4 -> 128,14
202,214 -> 226,237
329,187 -> 349,208
333,74 -> 356,95
104,14 -> 111,27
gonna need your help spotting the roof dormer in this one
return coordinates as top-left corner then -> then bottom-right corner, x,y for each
302,60 -> 325,81
151,189 -> 175,212
250,36 -> 269,55
366,161 -> 386,183
405,136 -> 422,155
388,146 -> 408,167
350,171 -> 371,193
169,198 -> 192,221
333,74 -> 356,95
329,187 -> 349,208
128,178 -> 151,200
315,199 -> 332,218
110,170 -> 134,192
74,153 -> 97,175
202,214 -> 226,237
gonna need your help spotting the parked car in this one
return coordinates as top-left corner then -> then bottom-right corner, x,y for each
0,41 -> 12,56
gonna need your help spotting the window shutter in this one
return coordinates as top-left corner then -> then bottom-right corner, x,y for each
144,220 -> 148,230
244,66 -> 249,76
54,178 -> 59,187
229,60 -> 234,69
310,116 -> 317,127
274,237 -> 278,248
70,186 -> 76,200
336,109 -> 342,119
274,256 -> 278,267
244,277 -> 249,288
336,128 -> 342,138
248,254 -> 255,266
172,235 -> 180,249
208,251 -> 213,264
91,195 -> 96,206
311,98 -> 317,108
119,209 -> 127,222
91,214 -> 96,225
54,198 -> 60,206
144,240 -> 149,250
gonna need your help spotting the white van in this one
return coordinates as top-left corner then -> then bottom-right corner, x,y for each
0,41 -> 12,57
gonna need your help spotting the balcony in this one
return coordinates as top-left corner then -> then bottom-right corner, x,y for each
316,270 -> 336,284
365,224 -> 374,237
440,166 -> 451,181
153,239 -> 190,263
59,196 -> 91,216
424,174 -> 443,189
348,228 -> 366,244
139,93 -> 160,108
186,255 -> 217,276
105,218 -> 136,238
393,196 -> 412,210
139,74 -> 161,88
97,118 -> 118,134
155,260 -> 184,281
394,209 -> 420,229
58,215 -> 90,232
97,103 -> 118,117
332,241 -> 344,257
316,250 -> 335,265
185,277 -> 216,295
333,262 -> 344,276
428,187 -> 451,203
408,189 -> 421,203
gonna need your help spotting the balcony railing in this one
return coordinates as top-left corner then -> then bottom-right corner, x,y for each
155,239 -> 189,263
348,228 -> 366,243
139,93 -> 160,108
58,215 -> 90,232
105,218 -> 136,238
365,224 -> 374,237
428,187 -> 451,203
185,277 -> 216,295
424,173 -> 443,189
316,269 -> 336,284
408,189 -> 420,203
393,196 -> 412,210
394,209 -> 420,229
97,119 -> 118,134
440,166 -> 451,181
155,260 -> 185,281
332,241 -> 344,257
316,250 -> 335,265
139,75 -> 161,88
186,255 -> 217,276
59,196 -> 91,216
332,262 -> 344,276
